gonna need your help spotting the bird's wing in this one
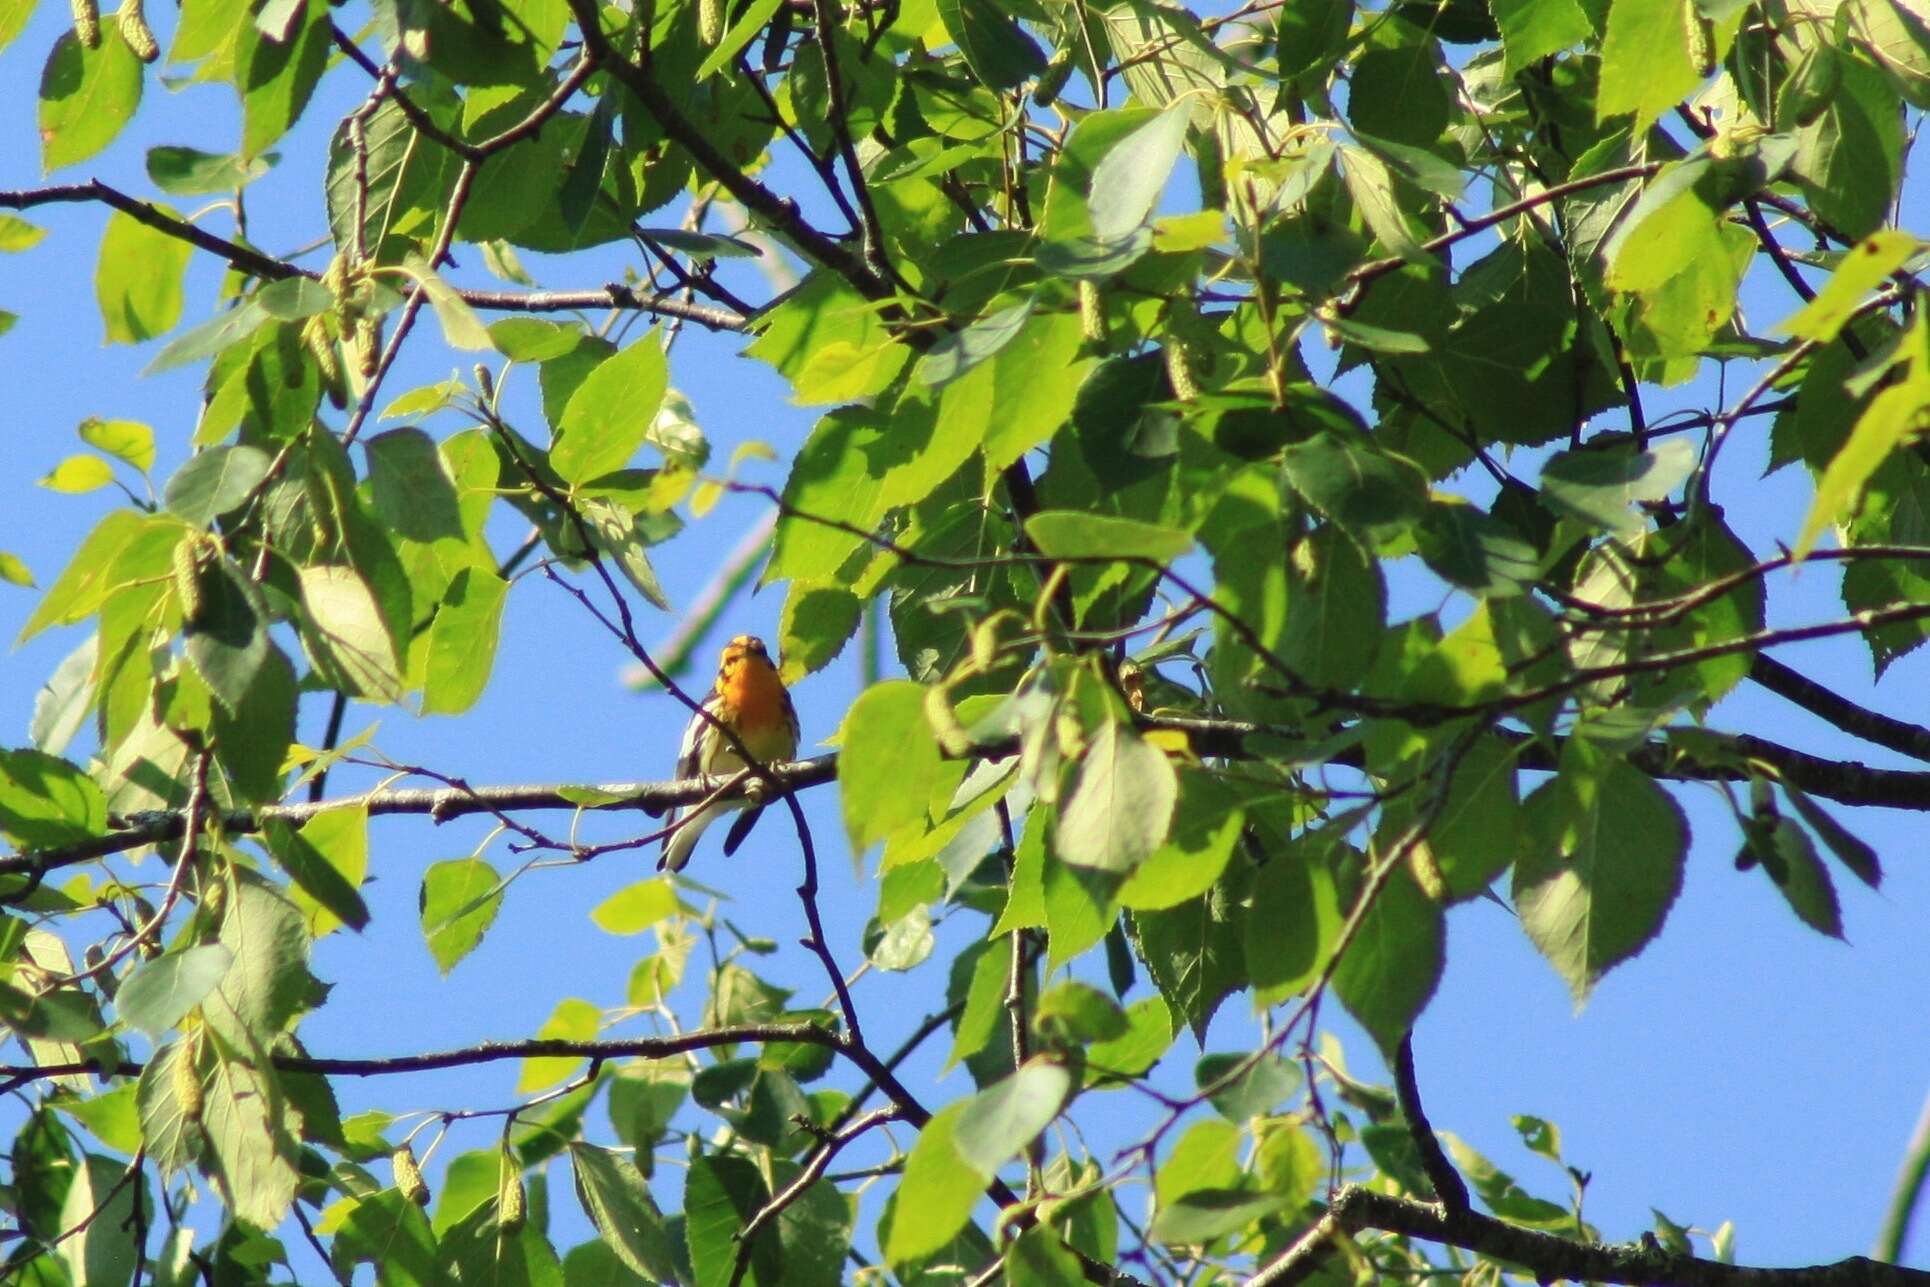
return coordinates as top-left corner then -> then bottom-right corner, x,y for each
662,694 -> 724,865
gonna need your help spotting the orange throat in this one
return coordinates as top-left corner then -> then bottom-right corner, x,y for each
721,661 -> 793,760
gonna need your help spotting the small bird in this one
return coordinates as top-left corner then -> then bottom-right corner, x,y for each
660,634 -> 800,872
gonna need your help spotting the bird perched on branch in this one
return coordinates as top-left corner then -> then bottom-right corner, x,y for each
660,634 -> 800,872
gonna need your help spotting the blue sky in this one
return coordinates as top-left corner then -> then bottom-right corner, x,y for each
2,4 -> 1929,1275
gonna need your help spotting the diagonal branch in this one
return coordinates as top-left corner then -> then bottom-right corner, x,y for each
1,182 -> 299,282
565,0 -> 890,297
1748,655 -> 1930,765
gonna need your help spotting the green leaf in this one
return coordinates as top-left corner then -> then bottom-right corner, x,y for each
1761,819 -> 1845,939
38,454 -> 114,494
1195,1051 -> 1300,1121
59,1153 -> 142,1287
185,553 -> 270,715
520,997 -> 600,1092
1539,438 -> 1697,535
578,498 -> 671,611
589,877 -> 679,935
567,1143 -> 679,1283
37,27 -> 144,174
0,748 -> 107,847
237,0 -> 330,157
78,418 -> 155,472
1088,102 -> 1193,244
402,253 -> 493,350
954,1059 -> 1072,1174
1033,979 -> 1128,1045
143,298 -> 269,376
139,1041 -> 203,1172
937,0 -> 1047,88
1281,524 -> 1385,689
1280,433 -> 1430,539
684,1152 -> 781,1287
1331,865 -> 1444,1055
1796,354 -> 1930,558
1134,873 -> 1247,1043
1277,0 -> 1353,77
117,944 -> 234,1037
423,568 -> 510,715
1149,1188 -> 1288,1245
1339,144 -> 1428,263
1006,1225 -> 1088,1287
1514,750 -> 1688,1006
490,317 -> 585,362
1491,0 -> 1590,72
420,858 -> 505,974
885,1102 -> 982,1264
838,680 -> 944,855
1779,232 -> 1922,342
266,805 -> 372,937
201,1047 -> 303,1229
1596,0 -> 1703,128
1414,501 -> 1539,597
96,208 -> 193,344
1026,511 -> 1193,563
1780,783 -> 1881,888
203,877 -> 313,1046
0,551 -> 33,587
917,298 -> 1035,387
0,979 -> 103,1041
210,644 -> 296,803
366,427 -> 465,542
1154,1116 -> 1241,1204
1443,1136 -> 1571,1228
164,445 -> 273,526
554,334 -> 669,485
1791,52 -> 1904,239
299,564 -> 406,704
1087,995 -> 1174,1081
1117,784 -> 1244,912
694,0 -> 784,77
333,1189 -> 439,1286
778,582 -> 862,682
867,905 -> 935,971
146,145 -> 275,196
0,214 -> 45,251
1056,721 -> 1178,873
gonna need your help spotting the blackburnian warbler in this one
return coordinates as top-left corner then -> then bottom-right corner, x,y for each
659,634 -> 800,872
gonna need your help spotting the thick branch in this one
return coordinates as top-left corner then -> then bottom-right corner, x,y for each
1748,656 -> 1930,765
16,715 -> 1930,884
1250,1186 -> 1930,1287
1392,1035 -> 1467,1216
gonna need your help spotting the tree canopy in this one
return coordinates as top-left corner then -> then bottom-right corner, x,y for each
3,0 -> 1930,1283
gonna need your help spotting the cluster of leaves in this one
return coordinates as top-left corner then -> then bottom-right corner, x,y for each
2,0 -> 1929,1281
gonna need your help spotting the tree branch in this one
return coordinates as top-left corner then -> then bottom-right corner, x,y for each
565,0 -> 890,297
17,713 -> 1930,887
459,283 -> 748,329
0,182 -> 299,282
1249,1186 -> 1930,1287
1748,655 -> 1930,765
1392,1035 -> 1468,1216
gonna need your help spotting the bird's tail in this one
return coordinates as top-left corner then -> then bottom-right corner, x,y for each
659,797 -> 747,872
